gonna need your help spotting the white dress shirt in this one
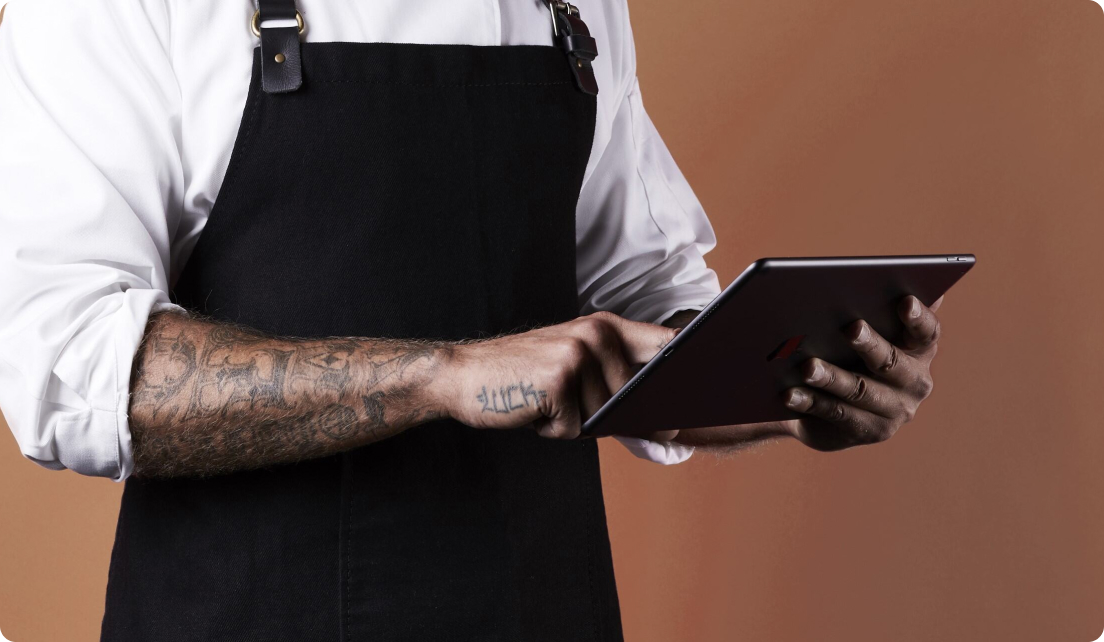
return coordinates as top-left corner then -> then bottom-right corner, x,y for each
0,0 -> 720,480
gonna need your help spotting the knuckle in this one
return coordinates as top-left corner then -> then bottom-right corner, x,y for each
589,310 -> 619,324
546,360 -> 576,392
577,316 -> 604,338
917,374 -> 934,399
930,320 -> 942,343
588,317 -> 619,352
555,337 -> 589,365
536,391 -> 557,417
846,376 -> 868,402
813,395 -> 846,422
877,345 -> 900,374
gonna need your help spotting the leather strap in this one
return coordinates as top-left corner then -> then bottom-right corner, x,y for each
551,3 -> 599,96
258,0 -> 302,94
258,0 -> 297,20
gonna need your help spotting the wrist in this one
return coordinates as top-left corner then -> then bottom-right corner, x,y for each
425,342 -> 463,421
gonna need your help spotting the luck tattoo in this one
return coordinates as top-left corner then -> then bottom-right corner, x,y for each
476,382 -> 546,414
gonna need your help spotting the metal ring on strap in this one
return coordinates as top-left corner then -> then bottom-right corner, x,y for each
547,1 -> 580,37
250,9 -> 305,37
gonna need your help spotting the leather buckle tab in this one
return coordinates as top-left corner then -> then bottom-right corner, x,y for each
548,2 -> 600,96
255,0 -> 303,94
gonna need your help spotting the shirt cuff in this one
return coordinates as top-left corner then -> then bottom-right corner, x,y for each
613,436 -> 694,465
101,296 -> 183,481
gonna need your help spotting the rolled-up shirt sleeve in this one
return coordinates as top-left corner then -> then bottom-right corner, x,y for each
0,0 -> 183,480
578,1 -> 722,464
576,75 -> 722,326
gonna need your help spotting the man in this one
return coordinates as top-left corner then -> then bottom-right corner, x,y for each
0,0 -> 943,639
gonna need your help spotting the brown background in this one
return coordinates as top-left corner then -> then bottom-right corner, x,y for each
2,0 -> 1103,639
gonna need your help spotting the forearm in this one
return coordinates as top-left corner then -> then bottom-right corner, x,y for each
128,311 -> 452,478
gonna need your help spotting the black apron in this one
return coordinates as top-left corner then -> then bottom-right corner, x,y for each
100,1 -> 622,640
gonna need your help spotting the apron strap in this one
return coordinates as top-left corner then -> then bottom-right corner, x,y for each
249,1 -> 596,97
253,0 -> 304,94
547,1 -> 600,96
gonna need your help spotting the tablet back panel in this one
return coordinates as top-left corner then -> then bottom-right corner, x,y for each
584,255 -> 976,436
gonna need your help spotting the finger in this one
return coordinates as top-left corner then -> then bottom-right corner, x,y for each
576,347 -> 611,423
536,393 -> 582,440
847,320 -> 915,386
930,295 -> 944,312
801,358 -> 902,419
783,387 -> 890,445
591,311 -> 679,364
571,314 -> 637,401
897,296 -> 941,351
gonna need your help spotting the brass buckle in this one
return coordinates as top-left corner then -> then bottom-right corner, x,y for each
250,9 -> 305,38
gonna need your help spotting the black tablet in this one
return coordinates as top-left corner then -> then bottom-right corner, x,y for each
582,254 -> 976,437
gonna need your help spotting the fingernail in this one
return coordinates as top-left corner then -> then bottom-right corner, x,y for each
909,297 -> 922,318
805,361 -> 824,385
786,389 -> 808,408
852,322 -> 869,344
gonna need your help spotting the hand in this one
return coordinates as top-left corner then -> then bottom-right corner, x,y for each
437,312 -> 679,440
782,295 -> 943,452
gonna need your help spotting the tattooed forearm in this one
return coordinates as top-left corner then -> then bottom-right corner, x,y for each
476,382 -> 547,414
128,312 -> 453,478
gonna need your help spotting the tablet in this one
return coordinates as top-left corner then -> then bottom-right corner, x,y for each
582,254 -> 976,437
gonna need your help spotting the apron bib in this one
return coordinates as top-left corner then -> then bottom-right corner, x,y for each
101,2 -> 622,640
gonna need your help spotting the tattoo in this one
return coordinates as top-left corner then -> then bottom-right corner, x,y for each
182,343 -> 295,422
362,391 -> 387,432
130,329 -> 198,422
296,343 -> 355,392
476,382 -> 546,414
128,312 -> 450,478
313,403 -> 359,440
